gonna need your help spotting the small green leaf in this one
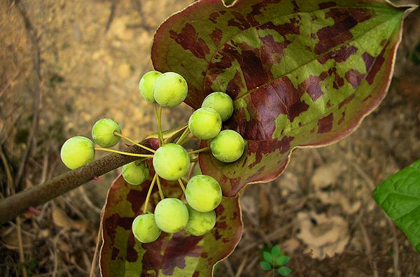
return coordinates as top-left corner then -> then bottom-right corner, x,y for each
276,256 -> 291,266
271,245 -> 281,257
373,159 -> 420,253
278,267 -> 292,276
260,261 -> 272,271
263,252 -> 273,264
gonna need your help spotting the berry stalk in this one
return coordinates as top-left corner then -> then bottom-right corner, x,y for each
113,132 -> 156,153
177,179 -> 186,194
143,174 -> 158,214
188,147 -> 210,155
94,147 -> 154,158
156,176 -> 164,200
176,127 -> 190,145
154,103 -> 164,146
135,158 -> 147,166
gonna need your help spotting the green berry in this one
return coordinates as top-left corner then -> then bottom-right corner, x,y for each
132,214 -> 161,243
153,143 -> 190,181
153,72 -> 188,107
91,118 -> 121,147
188,107 -> 222,140
154,198 -> 189,233
210,130 -> 245,163
122,161 -> 149,185
185,205 -> 216,236
201,92 -> 234,122
186,175 -> 222,212
139,71 -> 162,103
60,136 -> 95,169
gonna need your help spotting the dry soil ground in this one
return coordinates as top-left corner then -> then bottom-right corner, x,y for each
1,0 -> 420,276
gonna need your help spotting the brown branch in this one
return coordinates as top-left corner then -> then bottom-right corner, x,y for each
0,124 -> 186,225
0,143 -> 147,225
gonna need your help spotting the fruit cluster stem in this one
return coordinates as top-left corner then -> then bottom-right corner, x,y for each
113,132 -> 156,153
176,127 -> 190,145
95,147 -> 153,158
188,147 -> 210,155
154,103 -> 164,146
135,158 -> 147,166
177,179 -> 186,194
156,176 -> 164,200
143,174 -> 158,214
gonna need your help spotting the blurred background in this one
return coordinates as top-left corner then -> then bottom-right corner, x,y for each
1,0 -> 420,276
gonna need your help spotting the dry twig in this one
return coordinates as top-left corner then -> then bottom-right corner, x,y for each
1,146 -> 28,277
11,0 -> 43,191
89,222 -> 102,277
359,221 -> 379,277
234,254 -> 248,277
105,0 -> 118,32
222,259 -> 235,277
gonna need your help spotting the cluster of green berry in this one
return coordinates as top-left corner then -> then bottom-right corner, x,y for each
59,70 -> 246,244
134,174 -> 222,242
190,92 -> 245,163
60,118 -> 124,170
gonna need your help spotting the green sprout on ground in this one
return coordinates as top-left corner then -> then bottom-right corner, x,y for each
260,245 -> 292,276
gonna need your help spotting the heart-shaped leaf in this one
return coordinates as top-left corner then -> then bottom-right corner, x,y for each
152,0 -> 415,196
373,159 -> 420,253
100,173 -> 243,276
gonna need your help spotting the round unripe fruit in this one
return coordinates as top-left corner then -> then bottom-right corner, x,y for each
139,71 -> 162,103
153,143 -> 190,181
210,130 -> 245,163
153,72 -> 188,107
201,92 -> 234,122
60,136 -> 95,169
91,118 -> 121,147
186,175 -> 222,212
154,198 -> 189,233
185,205 -> 216,236
122,161 -> 149,185
188,107 -> 222,140
132,214 -> 161,243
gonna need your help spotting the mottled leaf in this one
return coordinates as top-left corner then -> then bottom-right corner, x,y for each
152,0 -> 416,196
373,159 -> 420,254
260,261 -> 272,271
278,266 -> 292,276
100,170 -> 243,276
